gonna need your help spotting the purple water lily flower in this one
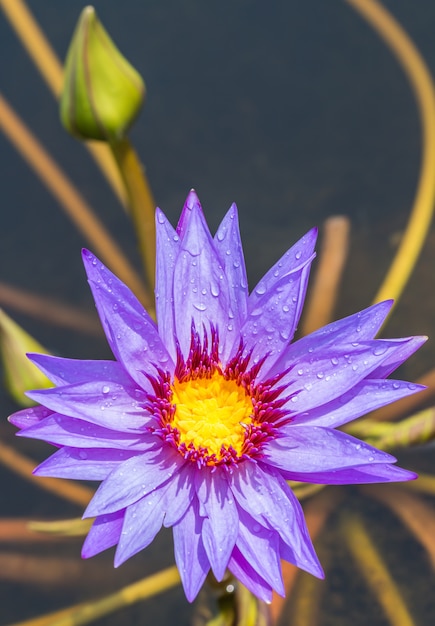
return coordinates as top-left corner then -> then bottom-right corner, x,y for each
10,191 -> 424,602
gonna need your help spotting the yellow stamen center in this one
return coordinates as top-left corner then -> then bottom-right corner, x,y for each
171,371 -> 253,458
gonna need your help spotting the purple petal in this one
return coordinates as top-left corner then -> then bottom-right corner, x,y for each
227,547 -> 273,603
27,381 -> 152,433
8,405 -> 52,429
82,510 -> 125,558
235,507 -> 284,595
27,354 -> 134,388
84,447 -> 185,517
173,498 -> 210,602
369,336 -> 427,378
282,463 -> 417,484
114,487 -> 167,566
176,190 -> 207,238
278,339 -> 419,415
163,464 -> 196,527
243,229 -> 317,374
292,379 -> 426,428
213,204 -> 248,360
34,447 -> 141,480
82,249 -> 174,387
155,208 -> 179,360
173,203 -> 231,358
268,300 -> 393,379
231,461 -> 322,577
195,468 -> 239,580
263,426 -> 395,473
18,413 -> 157,450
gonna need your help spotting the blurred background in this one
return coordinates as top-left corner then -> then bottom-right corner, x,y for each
1,1 -> 435,624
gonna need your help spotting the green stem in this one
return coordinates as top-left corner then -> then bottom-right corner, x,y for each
110,137 -> 156,300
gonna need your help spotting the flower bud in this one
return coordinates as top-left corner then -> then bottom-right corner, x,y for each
0,309 -> 52,406
60,6 -> 145,141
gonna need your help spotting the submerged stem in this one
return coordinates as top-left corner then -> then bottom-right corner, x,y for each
341,512 -> 416,626
10,565 -> 181,626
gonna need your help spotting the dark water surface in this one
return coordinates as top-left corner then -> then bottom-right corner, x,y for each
1,1 -> 435,624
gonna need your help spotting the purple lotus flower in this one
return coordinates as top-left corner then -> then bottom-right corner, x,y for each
9,191 -> 424,602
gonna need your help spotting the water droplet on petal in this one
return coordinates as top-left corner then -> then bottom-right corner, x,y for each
295,251 -> 302,260
102,385 -> 110,394
255,284 -> 266,296
211,284 -> 220,297
193,302 -> 207,311
173,234 -> 179,242
373,344 -> 388,356
78,450 -> 88,459
282,304 -> 290,313
330,357 -> 339,366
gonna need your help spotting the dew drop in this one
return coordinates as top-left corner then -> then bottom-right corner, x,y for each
282,304 -> 290,313
297,369 -> 304,376
201,288 -> 207,295
78,450 -> 88,460
316,372 -> 324,379
255,284 -> 266,296
216,229 -> 225,242
295,251 -> 302,260
102,385 -> 110,394
173,234 -> 179,242
211,284 -> 220,297
372,344 -> 388,356
233,260 -> 240,269
193,302 -> 207,311
252,523 -> 261,533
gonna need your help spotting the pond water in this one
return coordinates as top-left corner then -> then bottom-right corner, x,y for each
1,0 -> 435,624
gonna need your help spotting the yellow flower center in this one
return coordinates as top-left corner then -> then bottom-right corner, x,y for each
170,371 -> 253,459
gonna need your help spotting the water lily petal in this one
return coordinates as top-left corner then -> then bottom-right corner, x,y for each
84,447 -> 185,517
173,498 -> 210,602
34,447 -> 141,480
82,249 -> 174,387
263,426 -> 395,473
82,511 -> 125,558
173,204 -> 231,357
26,380 -> 152,433
195,468 -> 239,580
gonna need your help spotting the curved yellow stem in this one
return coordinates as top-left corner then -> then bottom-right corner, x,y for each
344,0 -> 435,310
0,0 -> 127,208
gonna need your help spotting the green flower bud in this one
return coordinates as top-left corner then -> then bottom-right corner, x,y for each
0,309 -> 52,407
60,6 -> 145,141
